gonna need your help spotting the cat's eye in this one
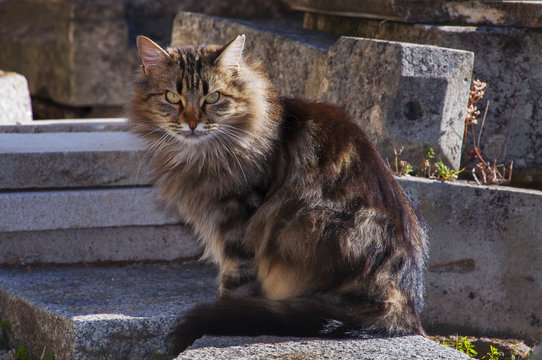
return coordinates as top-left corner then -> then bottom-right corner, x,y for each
205,92 -> 220,104
165,91 -> 181,104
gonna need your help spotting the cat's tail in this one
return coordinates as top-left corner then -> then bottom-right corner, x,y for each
168,296 -> 421,355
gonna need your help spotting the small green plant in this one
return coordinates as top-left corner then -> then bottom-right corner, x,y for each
13,346 -> 33,360
392,147 -> 414,176
0,320 -> 10,349
6,345 -> 56,360
434,160 -> 464,181
482,345 -> 500,360
423,148 -> 464,180
454,336 -> 478,358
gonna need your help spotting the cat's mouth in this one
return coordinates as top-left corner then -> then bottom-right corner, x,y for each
166,123 -> 214,141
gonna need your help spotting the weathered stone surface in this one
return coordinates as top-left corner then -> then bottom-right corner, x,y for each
304,14 -> 542,178
0,262 -> 468,360
0,225 -> 201,265
284,0 -> 542,28
0,0 -> 297,108
0,118 -> 129,134
178,335 -> 471,360
172,12 -> 473,169
398,177 -> 542,341
0,1 -> 136,107
0,131 -> 149,189
0,71 -> 32,124
0,187 -> 179,232
0,262 -> 217,360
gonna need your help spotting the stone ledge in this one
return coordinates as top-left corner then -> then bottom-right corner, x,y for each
0,225 -> 201,265
178,335 -> 471,360
0,262 -> 469,360
398,177 -> 542,341
0,131 -> 148,189
0,118 -> 129,134
0,262 -> 217,360
0,187 -> 179,232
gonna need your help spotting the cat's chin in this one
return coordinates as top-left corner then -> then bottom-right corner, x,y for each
173,131 -> 211,144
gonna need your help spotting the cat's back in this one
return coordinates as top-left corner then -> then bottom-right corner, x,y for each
278,97 -> 392,189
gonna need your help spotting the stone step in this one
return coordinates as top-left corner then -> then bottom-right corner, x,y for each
0,187 -> 201,264
0,262 -> 470,360
0,123 -> 149,190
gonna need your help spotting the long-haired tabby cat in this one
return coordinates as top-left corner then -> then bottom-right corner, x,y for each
129,34 -> 428,355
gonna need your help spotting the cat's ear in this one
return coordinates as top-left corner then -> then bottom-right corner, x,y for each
137,36 -> 170,76
215,34 -> 246,74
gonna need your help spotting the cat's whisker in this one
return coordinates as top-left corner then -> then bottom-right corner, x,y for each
135,129 -> 172,182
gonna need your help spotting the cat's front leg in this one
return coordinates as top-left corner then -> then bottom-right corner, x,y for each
219,239 -> 260,297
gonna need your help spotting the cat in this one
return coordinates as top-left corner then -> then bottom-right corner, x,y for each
129,34 -> 428,355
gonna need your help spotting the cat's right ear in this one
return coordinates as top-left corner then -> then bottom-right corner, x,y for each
137,36 -> 170,76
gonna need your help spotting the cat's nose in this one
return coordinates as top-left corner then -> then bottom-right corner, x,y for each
188,121 -> 198,131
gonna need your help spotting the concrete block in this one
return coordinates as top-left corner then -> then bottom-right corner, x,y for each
0,225 -> 201,265
398,177 -> 542,341
0,131 -> 150,189
178,335 -> 471,360
0,118 -> 129,134
0,263 -> 468,360
303,14 -> 542,176
0,71 -> 32,124
0,187 -> 180,232
171,12 -> 473,169
0,263 -> 217,360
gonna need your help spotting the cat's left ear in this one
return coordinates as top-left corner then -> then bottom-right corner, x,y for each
137,36 -> 170,76
216,34 -> 246,74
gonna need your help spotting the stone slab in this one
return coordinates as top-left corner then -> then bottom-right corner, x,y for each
0,71 -> 32,125
284,0 -> 542,28
0,131 -> 149,189
303,14 -> 542,176
398,177 -> 542,341
172,12 -> 473,169
0,262 -> 218,360
0,118 -> 129,133
0,262 -> 468,360
0,225 -> 201,265
178,335 -> 471,360
0,187 -> 180,232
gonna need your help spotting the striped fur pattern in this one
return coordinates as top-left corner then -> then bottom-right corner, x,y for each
129,35 -> 428,355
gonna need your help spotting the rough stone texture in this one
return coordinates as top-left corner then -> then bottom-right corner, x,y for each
303,14 -> 542,177
0,71 -> 32,124
0,225 -> 201,265
0,262 -> 218,360
179,335 -> 471,360
398,177 -> 542,342
172,12 -> 473,169
0,118 -> 129,134
0,131 -> 149,189
0,0 -> 297,108
284,0 -> 542,28
0,262 -> 468,360
0,1 -> 136,107
0,187 -> 180,232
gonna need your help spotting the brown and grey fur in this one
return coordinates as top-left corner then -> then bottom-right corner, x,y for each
129,35 -> 428,355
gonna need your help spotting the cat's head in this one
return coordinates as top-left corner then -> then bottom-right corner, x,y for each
130,35 -> 277,150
